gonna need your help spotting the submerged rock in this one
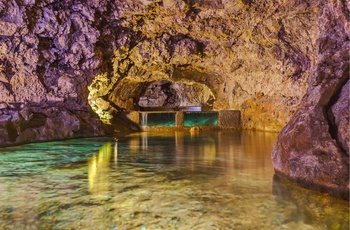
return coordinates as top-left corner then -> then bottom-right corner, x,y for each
272,175 -> 349,229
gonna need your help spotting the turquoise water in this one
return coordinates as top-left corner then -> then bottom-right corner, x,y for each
0,131 -> 348,229
184,112 -> 218,126
140,113 -> 176,127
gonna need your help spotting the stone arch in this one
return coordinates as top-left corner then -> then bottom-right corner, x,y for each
137,79 -> 215,110
88,65 -> 218,126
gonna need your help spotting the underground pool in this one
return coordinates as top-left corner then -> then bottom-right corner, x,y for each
0,131 -> 348,229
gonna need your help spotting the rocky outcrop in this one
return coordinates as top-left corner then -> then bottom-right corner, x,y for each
272,0 -> 349,200
0,0 -> 111,146
0,103 -> 110,147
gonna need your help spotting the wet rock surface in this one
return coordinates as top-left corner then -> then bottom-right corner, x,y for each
272,0 -> 349,200
0,0 -> 109,146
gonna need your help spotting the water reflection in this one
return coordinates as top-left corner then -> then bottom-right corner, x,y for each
88,143 -> 112,194
0,132 -> 348,230
121,131 -> 276,175
114,141 -> 118,164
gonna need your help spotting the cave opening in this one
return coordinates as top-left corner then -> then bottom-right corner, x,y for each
135,80 -> 224,129
88,75 -> 218,128
137,80 -> 215,112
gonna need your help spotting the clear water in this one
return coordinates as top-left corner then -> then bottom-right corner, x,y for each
184,112 -> 218,127
0,131 -> 348,230
140,113 -> 176,127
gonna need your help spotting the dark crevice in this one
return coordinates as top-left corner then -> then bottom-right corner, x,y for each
129,31 -> 145,50
325,74 -> 349,155
340,0 -> 350,21
105,97 -> 124,112
0,58 -> 15,82
25,5 -> 41,31
6,121 -> 18,142
38,36 -> 54,50
184,0 -> 201,18
37,36 -> 54,89
0,58 -> 16,97
167,34 -> 206,57
277,20 -> 311,81
36,65 -> 49,92
133,82 -> 152,111
44,0 -> 72,10
242,0 -> 254,6
160,82 -> 179,107
20,112 -> 47,131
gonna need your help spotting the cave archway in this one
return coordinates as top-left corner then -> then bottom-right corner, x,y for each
105,78 -> 215,112
88,61 -> 221,126
88,77 -> 216,125
137,80 -> 215,111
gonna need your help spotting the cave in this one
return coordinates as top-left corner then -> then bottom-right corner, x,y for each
87,63 -> 226,127
137,80 -> 215,111
106,78 -> 216,113
0,0 -> 348,228
88,75 -> 241,131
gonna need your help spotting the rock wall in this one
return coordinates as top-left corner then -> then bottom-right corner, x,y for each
272,0 -> 349,200
0,0 -> 112,146
0,1 -> 339,141
0,104 -> 108,147
88,0 -> 318,130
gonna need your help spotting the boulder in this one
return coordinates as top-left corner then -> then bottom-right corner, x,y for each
272,0 -> 349,199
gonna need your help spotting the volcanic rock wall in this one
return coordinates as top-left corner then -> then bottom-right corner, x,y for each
0,0 -> 319,145
0,0 -> 110,146
272,0 -> 349,200
88,0 -> 318,130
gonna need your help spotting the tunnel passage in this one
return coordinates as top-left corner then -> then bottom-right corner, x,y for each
106,78 -> 216,111
138,80 -> 215,111
88,75 -> 216,126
